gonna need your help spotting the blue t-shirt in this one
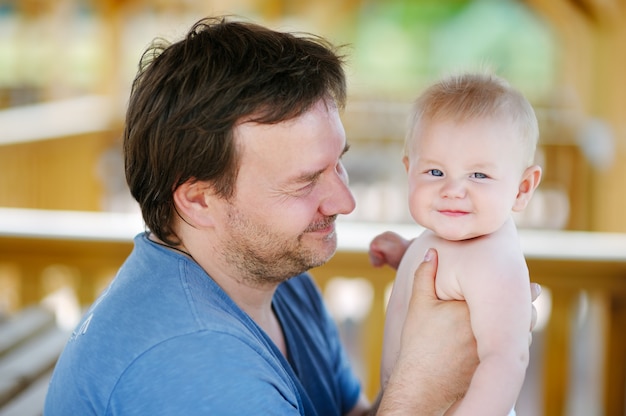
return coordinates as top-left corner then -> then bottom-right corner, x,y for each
44,233 -> 361,415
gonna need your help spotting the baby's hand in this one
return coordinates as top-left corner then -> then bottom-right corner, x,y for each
368,231 -> 411,270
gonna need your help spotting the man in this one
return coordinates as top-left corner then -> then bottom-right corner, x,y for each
45,16 -> 538,415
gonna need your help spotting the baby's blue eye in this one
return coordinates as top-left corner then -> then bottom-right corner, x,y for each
471,172 -> 488,179
428,169 -> 443,177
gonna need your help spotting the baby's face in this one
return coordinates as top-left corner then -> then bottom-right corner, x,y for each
404,117 -> 528,241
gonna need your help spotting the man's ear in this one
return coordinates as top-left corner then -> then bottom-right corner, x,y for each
513,165 -> 542,212
172,180 -> 217,228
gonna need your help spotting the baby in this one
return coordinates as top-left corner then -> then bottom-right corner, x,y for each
371,71 -> 542,415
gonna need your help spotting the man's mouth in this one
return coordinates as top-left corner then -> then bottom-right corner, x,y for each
305,215 -> 337,233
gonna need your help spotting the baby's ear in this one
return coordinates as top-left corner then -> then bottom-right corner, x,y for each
513,165 -> 542,212
172,179 -> 219,228
402,155 -> 410,173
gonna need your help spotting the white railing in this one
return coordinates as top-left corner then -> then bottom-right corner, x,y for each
1,208 -> 625,415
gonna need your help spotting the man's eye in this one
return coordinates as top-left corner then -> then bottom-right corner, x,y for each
428,169 -> 443,177
294,181 -> 316,196
471,172 -> 488,179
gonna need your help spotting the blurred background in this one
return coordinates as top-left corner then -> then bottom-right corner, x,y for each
0,0 -> 625,231
0,0 -> 625,415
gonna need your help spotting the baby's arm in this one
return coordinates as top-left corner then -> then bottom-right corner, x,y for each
369,231 -> 411,270
447,238 -> 531,415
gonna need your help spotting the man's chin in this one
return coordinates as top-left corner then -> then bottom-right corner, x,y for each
314,241 -> 338,267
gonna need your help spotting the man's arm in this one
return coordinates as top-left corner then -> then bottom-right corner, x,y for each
377,249 -> 478,414
347,249 -> 476,416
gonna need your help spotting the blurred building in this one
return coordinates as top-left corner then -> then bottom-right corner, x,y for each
0,0 -> 624,232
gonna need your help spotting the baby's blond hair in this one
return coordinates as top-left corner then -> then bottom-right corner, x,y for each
405,71 -> 539,166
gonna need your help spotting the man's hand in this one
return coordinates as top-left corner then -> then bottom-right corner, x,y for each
368,231 -> 411,270
378,249 -> 477,414
529,282 -> 541,345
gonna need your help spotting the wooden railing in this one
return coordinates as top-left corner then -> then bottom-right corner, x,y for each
1,208 -> 625,415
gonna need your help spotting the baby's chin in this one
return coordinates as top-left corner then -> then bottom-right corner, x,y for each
431,227 -> 485,242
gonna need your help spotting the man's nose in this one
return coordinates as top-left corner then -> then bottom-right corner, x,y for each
320,172 -> 356,216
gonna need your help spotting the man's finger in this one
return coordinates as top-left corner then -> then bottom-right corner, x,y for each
410,248 -> 439,302
530,282 -> 541,301
529,283 -> 541,343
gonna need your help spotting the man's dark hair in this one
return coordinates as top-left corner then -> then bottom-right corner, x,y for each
123,16 -> 347,244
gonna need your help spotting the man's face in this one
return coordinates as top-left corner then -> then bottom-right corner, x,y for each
213,99 -> 356,285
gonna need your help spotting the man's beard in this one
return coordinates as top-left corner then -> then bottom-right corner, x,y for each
218,206 -> 338,287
